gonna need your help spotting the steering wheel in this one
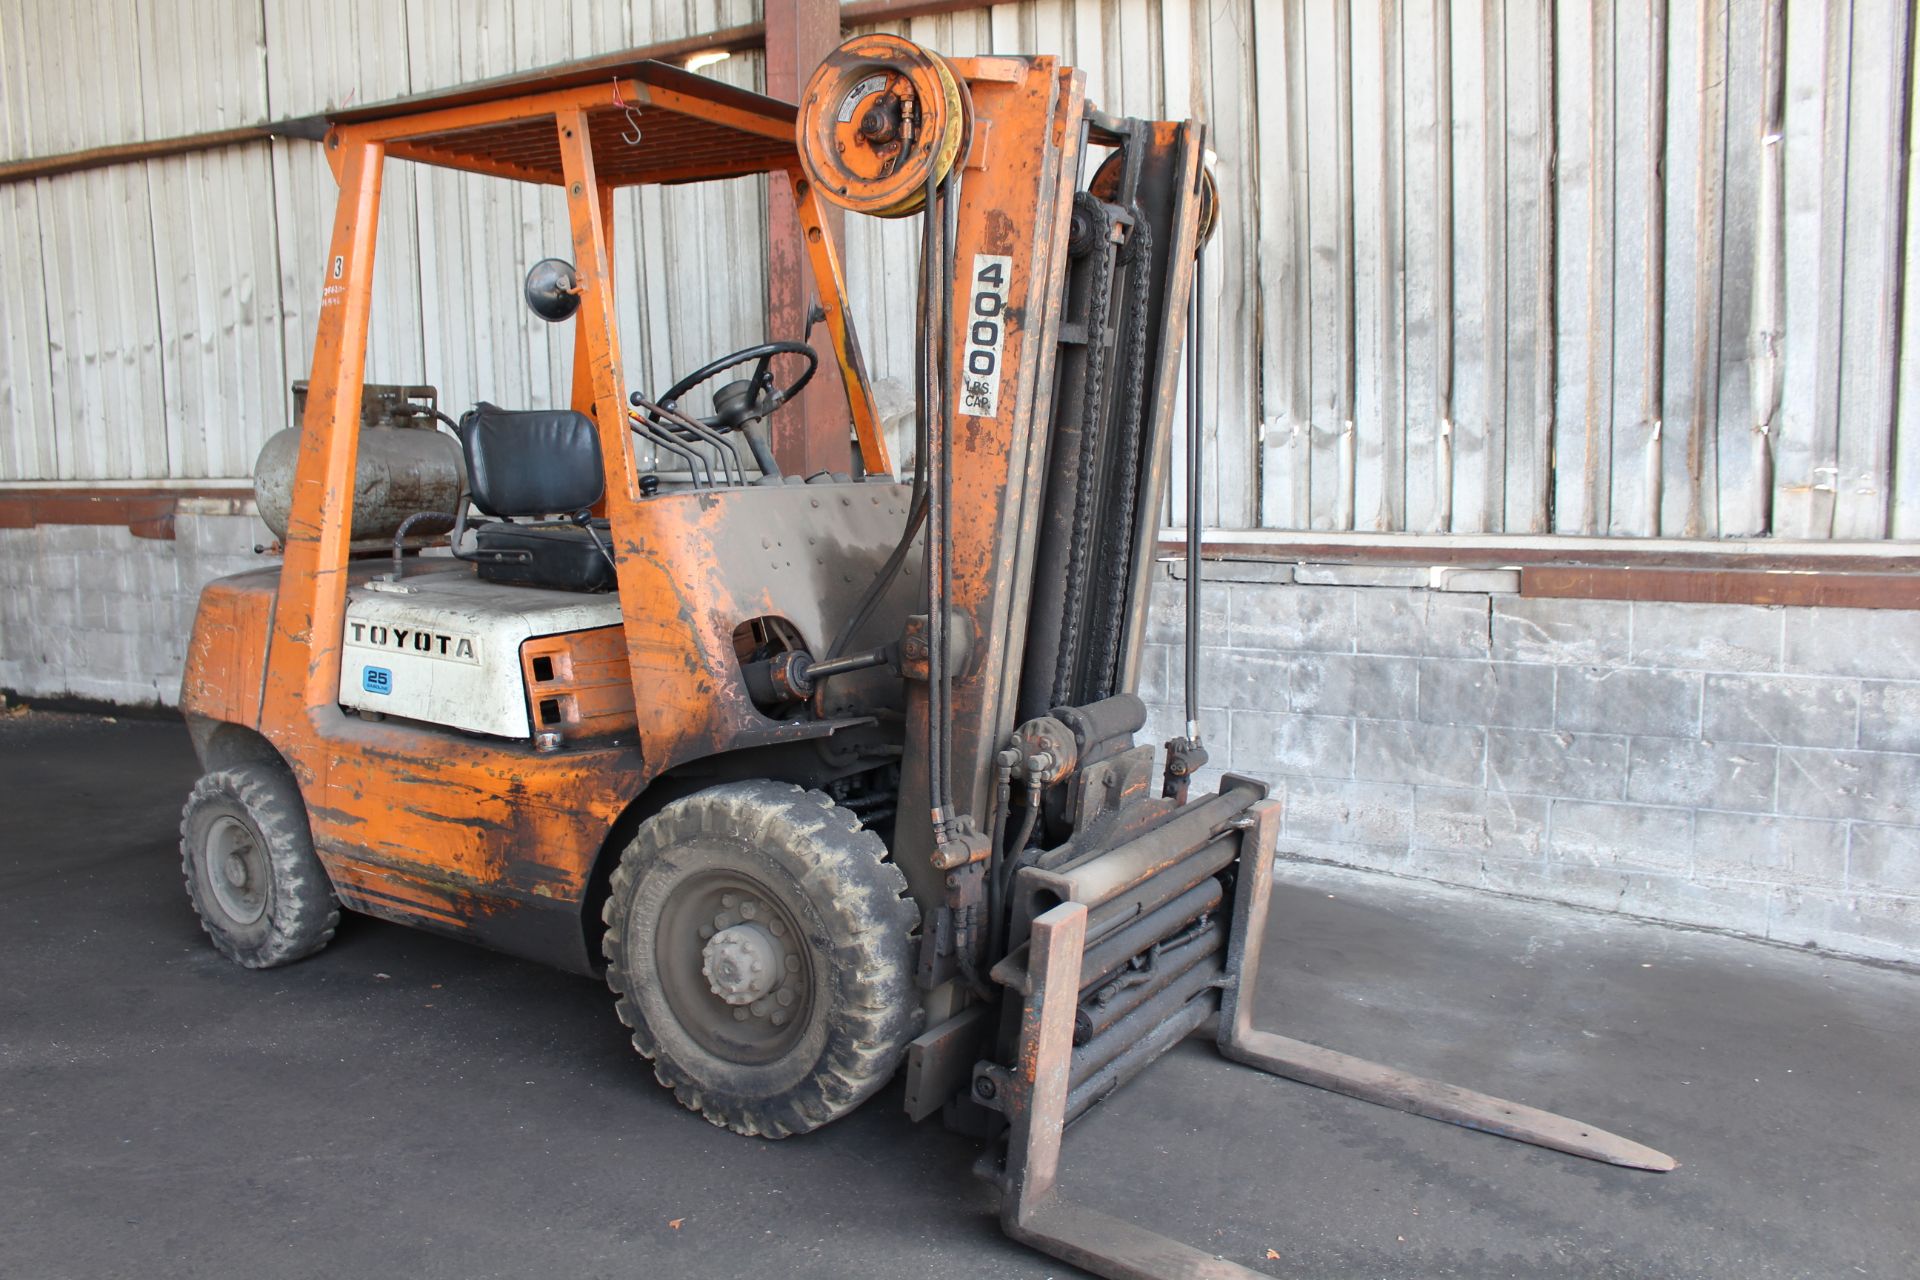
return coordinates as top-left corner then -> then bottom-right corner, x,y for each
650,341 -> 819,432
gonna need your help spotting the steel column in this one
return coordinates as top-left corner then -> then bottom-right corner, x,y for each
765,0 -> 853,476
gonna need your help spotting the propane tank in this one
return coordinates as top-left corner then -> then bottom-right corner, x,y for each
255,383 -> 467,543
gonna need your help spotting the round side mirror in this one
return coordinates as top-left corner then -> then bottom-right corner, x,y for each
525,258 -> 581,323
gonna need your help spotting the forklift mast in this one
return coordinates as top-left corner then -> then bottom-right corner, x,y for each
794,42 -> 1213,945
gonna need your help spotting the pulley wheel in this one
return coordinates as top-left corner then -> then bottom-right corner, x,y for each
1089,150 -> 1221,248
797,34 -> 968,218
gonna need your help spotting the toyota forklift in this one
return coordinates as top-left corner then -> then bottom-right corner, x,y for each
178,36 -> 1671,1278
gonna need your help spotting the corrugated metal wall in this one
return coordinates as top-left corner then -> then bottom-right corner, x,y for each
2,0 -> 1915,541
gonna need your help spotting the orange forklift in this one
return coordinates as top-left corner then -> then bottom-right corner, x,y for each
178,36 -> 1671,1277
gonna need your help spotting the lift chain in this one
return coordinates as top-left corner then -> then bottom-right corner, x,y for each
1088,205 -> 1155,698
1049,194 -> 1119,710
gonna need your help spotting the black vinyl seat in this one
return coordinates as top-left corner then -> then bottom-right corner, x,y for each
457,403 -> 617,592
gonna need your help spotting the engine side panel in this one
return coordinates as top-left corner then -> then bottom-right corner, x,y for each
305,709 -> 646,973
337,569 -> 623,739
179,568 -> 280,728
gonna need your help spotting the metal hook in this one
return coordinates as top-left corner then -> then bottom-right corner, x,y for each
611,78 -> 643,146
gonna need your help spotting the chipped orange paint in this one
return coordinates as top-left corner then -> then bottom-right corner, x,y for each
180,569 -> 278,726
888,59 -> 1088,887
520,626 -> 637,743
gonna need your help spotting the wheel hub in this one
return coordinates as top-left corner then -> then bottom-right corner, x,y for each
655,872 -> 814,1064
204,814 -> 268,927
702,924 -> 779,1005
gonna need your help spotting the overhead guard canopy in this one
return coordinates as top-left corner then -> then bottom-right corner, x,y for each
292,58 -> 799,188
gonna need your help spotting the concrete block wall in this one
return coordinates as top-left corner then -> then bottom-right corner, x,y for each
1139,565 -> 1920,966
0,504 -> 273,707
4,513 -> 1916,965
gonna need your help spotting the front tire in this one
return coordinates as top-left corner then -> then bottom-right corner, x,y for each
602,780 -> 921,1138
180,764 -> 340,969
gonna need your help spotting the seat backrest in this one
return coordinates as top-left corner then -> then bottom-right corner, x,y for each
458,403 -> 606,518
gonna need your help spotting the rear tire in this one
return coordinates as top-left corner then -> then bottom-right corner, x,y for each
602,780 -> 921,1138
180,764 -> 340,969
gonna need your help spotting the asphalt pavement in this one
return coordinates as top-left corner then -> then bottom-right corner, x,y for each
3,708 -> 1915,1279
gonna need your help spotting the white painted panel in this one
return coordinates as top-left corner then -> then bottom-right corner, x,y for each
262,0 -> 415,120
1830,0 -> 1911,539
1401,0 -> 1447,533
2,0 -> 1916,544
0,182 -> 56,480
2,0 -> 146,159
1896,11 -> 1920,540
147,142 -> 287,478
36,165 -> 167,480
1350,0 -> 1404,533
1194,0 -> 1258,529
137,0 -> 268,140
1503,0 -> 1555,532
1770,0 -> 1844,538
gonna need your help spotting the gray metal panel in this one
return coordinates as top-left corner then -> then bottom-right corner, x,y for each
148,143 -> 287,479
0,180 -> 56,480
0,0 -> 1915,547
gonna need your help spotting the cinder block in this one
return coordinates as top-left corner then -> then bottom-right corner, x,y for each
1180,559 -> 1292,584
1555,666 -> 1702,738
78,549 -> 142,595
16,648 -> 62,691
1777,747 -> 1920,826
1227,709 -> 1355,778
1354,587 -> 1490,659
1629,600 -> 1783,672
179,513 -> 271,556
1783,607 -> 1920,680
1292,562 -> 1429,588
1353,719 -> 1485,788
1196,646 -> 1292,712
1396,844 -> 1498,887
1499,864 -> 1779,938
1847,822 -> 1920,896
1430,567 -> 1521,594
1767,887 -> 1920,964
1281,777 -> 1414,851
33,553 -> 79,591
1626,738 -> 1777,813
1627,873 -> 1779,937
1547,798 -> 1693,873
1273,837 -> 1408,876
1692,811 -> 1849,888
1145,576 -> 1229,647
1411,785 -> 1549,861
0,529 -> 33,573
37,589 -> 79,629
1858,681 -> 1920,754
1491,596 -> 1633,666
1702,673 -> 1860,749
1417,659 -> 1556,730
75,591 -> 116,631
1291,653 -> 1418,720
1135,643 -> 1173,706
1228,582 -> 1355,654
77,629 -> 138,679
1477,859 -> 1667,921
39,524 -> 106,553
